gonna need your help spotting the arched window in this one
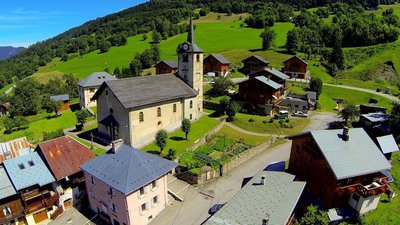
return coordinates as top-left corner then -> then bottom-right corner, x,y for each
173,104 -> 177,113
190,100 -> 193,109
139,112 -> 144,122
157,107 -> 161,117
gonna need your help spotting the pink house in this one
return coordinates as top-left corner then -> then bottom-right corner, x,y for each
80,140 -> 178,225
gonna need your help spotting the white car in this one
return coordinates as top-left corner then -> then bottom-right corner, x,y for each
293,111 -> 308,118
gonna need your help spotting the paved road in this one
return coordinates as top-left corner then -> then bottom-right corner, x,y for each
324,83 -> 399,102
150,112 -> 338,225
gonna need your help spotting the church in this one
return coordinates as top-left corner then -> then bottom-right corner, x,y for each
92,18 -> 203,147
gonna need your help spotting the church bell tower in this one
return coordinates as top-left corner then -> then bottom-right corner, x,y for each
177,16 -> 203,114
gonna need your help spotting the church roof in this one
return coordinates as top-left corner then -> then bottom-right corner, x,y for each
92,74 -> 197,110
178,16 -> 203,53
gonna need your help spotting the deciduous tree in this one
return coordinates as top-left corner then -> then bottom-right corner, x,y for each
181,118 -> 191,140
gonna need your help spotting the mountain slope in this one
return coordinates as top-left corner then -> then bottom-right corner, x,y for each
0,46 -> 25,60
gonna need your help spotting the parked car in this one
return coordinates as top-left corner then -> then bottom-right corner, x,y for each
274,110 -> 289,119
293,111 -> 308,117
209,204 -> 224,215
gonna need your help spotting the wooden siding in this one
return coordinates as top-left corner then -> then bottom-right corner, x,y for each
284,57 -> 307,74
155,62 -> 177,74
203,55 -> 230,75
238,79 -> 281,105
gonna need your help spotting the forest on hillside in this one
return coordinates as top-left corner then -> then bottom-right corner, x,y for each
0,0 -> 399,89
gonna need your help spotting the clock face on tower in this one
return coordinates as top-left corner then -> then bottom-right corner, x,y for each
183,44 -> 189,51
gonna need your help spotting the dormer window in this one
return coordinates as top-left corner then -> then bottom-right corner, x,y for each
28,160 -> 35,167
18,163 -> 25,170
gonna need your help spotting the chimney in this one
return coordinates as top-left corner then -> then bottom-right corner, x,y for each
111,139 -> 124,153
261,175 -> 266,185
342,127 -> 349,141
262,214 -> 270,225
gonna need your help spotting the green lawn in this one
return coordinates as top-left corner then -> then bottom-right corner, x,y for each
216,125 -> 271,146
363,152 -> 400,224
142,115 -> 219,157
231,113 -> 310,136
318,85 -> 394,113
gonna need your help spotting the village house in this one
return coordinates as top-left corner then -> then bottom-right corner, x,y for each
0,102 -> 11,116
238,76 -> 283,116
80,140 -> 178,225
283,56 -> 310,80
0,167 -> 25,225
0,137 -> 34,164
78,71 -> 117,109
241,55 -> 269,74
248,67 -> 290,94
204,171 -> 306,225
359,112 -> 391,136
154,60 -> 178,74
203,53 -> 231,77
36,136 -> 95,210
49,94 -> 70,111
287,128 -> 393,214
3,152 -> 60,225
92,17 -> 203,147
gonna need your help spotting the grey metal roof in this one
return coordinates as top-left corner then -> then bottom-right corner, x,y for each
307,91 -> 317,100
264,68 -> 290,80
377,135 -> 399,154
3,152 -> 56,191
204,171 -> 305,225
254,76 -> 282,90
360,112 -> 390,123
208,54 -> 231,64
77,72 -> 117,88
158,60 -> 178,69
50,94 -> 69,101
0,166 -> 16,200
80,144 -> 178,195
310,128 -> 392,180
93,74 -> 197,109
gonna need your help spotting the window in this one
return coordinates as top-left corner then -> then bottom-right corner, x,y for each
140,187 -> 145,196
139,112 -> 144,122
3,206 -> 11,216
148,215 -> 153,221
28,160 -> 35,167
190,100 -> 193,109
106,91 -> 108,95
153,196 -> 159,205
90,88 -> 95,93
196,54 -> 200,62
173,104 -> 177,113
151,180 -> 158,190
157,107 -> 161,117
109,108 -> 113,114
190,114 -> 193,120
109,187 -> 114,197
18,163 -> 25,170
91,176 -> 95,185
183,55 -> 189,62
112,203 -> 117,213
141,203 -> 148,213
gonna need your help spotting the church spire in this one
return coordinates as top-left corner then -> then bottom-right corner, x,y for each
187,15 -> 195,44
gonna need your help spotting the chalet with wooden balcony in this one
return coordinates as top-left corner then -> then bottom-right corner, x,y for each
238,76 -> 283,116
203,53 -> 231,77
36,135 -> 95,209
248,67 -> 290,95
3,152 -> 60,224
0,167 -> 25,225
287,128 -> 393,215
283,56 -> 310,80
241,55 -> 269,74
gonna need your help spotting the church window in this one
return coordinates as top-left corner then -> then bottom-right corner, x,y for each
173,104 -> 177,113
190,114 -> 193,120
183,55 -> 189,62
196,54 -> 200,62
110,108 -> 113,114
157,107 -> 161,117
190,100 -> 193,109
139,112 -> 144,122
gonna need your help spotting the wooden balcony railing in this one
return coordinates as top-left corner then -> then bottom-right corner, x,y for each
25,201 -> 46,214
45,193 -> 60,208
356,182 -> 388,198
0,210 -> 25,224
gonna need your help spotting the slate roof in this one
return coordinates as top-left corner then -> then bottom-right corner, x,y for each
242,55 -> 270,64
92,74 -> 197,109
361,112 -> 390,123
204,171 -> 305,225
207,54 -> 230,64
77,72 -> 117,88
377,135 -> 399,154
37,136 -> 95,181
157,60 -> 178,69
0,166 -> 16,200
0,137 -> 33,164
288,128 -> 392,180
242,76 -> 282,90
80,144 -> 178,195
3,152 -> 55,191
283,55 -> 308,65
50,94 -> 69,102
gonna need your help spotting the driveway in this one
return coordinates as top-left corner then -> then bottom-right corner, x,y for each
323,83 -> 399,102
149,112 -> 337,225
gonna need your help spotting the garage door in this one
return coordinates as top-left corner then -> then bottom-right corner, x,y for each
33,210 -> 48,223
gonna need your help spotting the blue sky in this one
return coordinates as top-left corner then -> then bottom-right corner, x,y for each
0,0 -> 146,47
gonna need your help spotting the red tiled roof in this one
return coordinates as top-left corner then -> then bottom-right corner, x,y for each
37,136 -> 95,181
